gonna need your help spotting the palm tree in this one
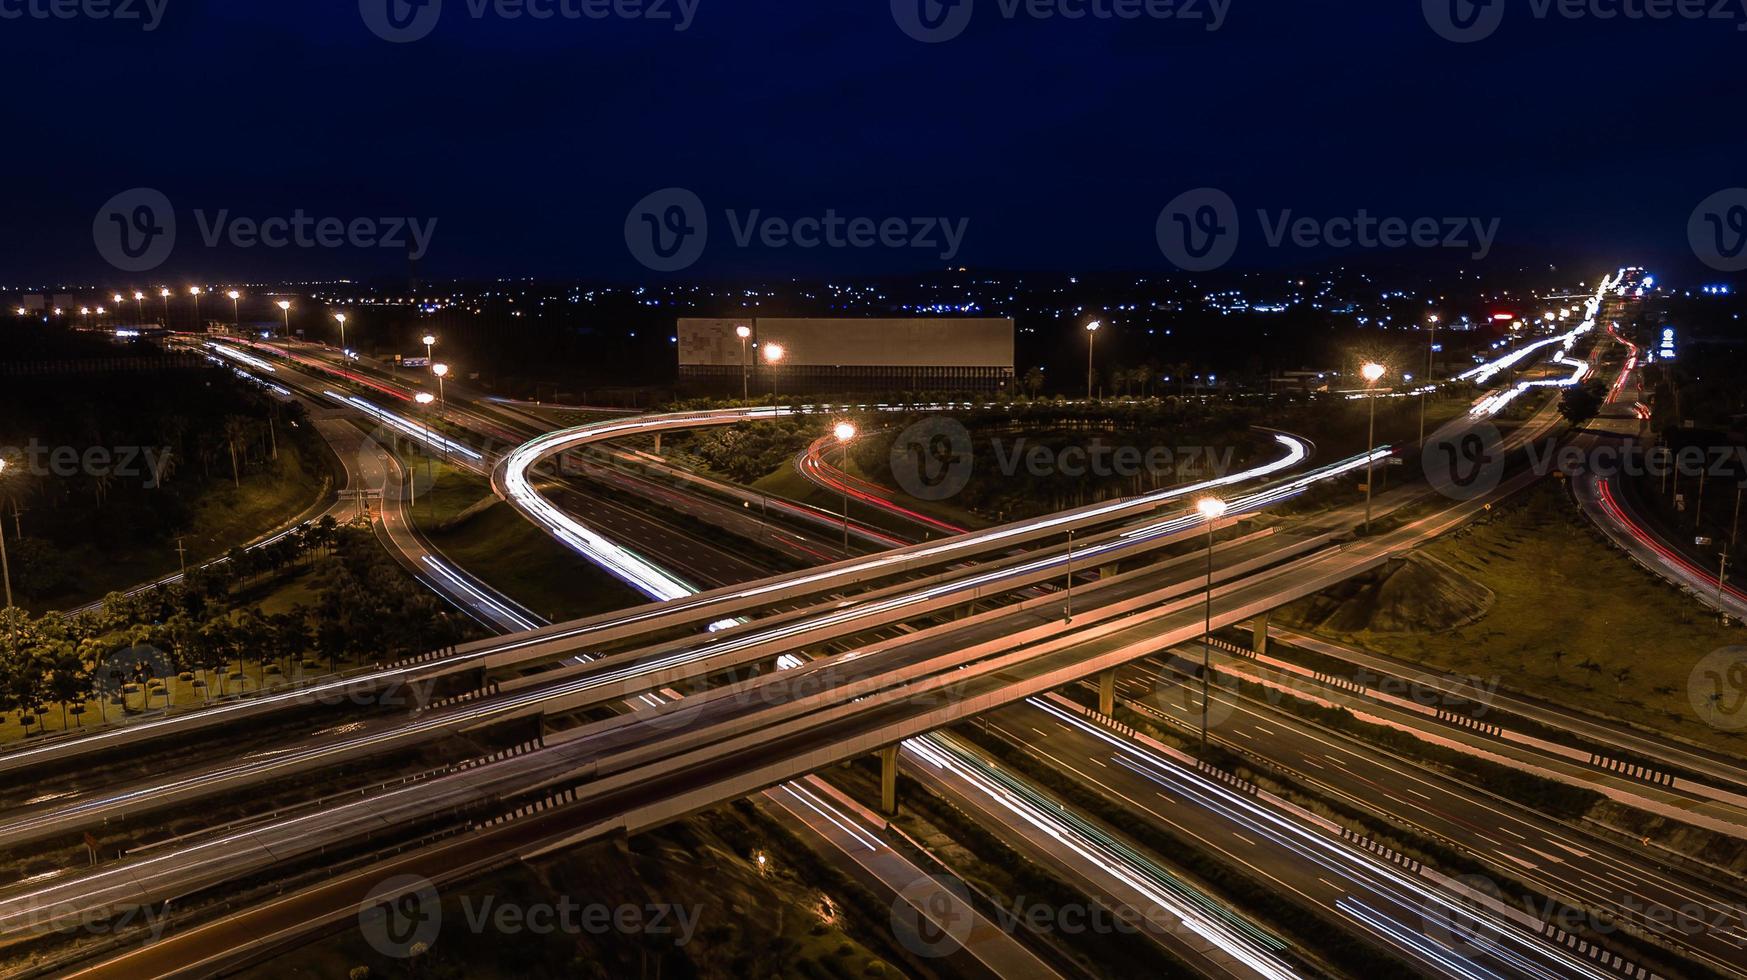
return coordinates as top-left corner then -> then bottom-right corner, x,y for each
1022,367 -> 1045,399
222,416 -> 249,488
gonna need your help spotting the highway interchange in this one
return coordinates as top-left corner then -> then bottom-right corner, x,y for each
3,269 -> 1743,979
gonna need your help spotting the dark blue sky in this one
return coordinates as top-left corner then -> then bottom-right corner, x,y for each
4,0 -> 1744,284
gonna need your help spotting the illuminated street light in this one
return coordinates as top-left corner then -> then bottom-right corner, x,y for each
1361,362 -> 1386,534
1195,497 -> 1227,745
189,286 -> 202,329
763,342 -> 785,405
432,362 -> 449,414
736,324 -> 752,402
414,392 -> 437,483
1085,320 -> 1102,401
276,300 -> 292,337
132,291 -> 144,322
1421,317 -> 1438,445
227,290 -> 241,330
159,288 -> 171,326
833,421 -> 857,551
422,334 -> 437,367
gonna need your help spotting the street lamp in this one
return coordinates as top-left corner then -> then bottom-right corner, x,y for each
1085,320 -> 1102,402
422,334 -> 437,366
1362,361 -> 1387,534
132,291 -> 144,322
415,392 -> 436,485
432,362 -> 449,414
736,324 -> 752,402
763,342 -> 785,407
833,421 -> 857,551
158,288 -> 171,326
276,300 -> 292,337
189,286 -> 202,328
0,459 -> 11,611
334,313 -> 350,380
1420,316 -> 1438,444
227,290 -> 241,331
1195,496 -> 1228,745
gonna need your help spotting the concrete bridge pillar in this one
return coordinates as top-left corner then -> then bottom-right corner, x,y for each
879,745 -> 900,815
653,433 -> 662,455
1252,612 -> 1270,657
1098,668 -> 1117,717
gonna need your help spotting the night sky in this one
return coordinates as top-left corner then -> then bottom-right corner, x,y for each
4,1 -> 1744,284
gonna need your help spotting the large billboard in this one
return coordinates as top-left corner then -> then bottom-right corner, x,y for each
679,317 -> 1013,369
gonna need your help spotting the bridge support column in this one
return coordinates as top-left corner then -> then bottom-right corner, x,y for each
653,433 -> 662,455
879,745 -> 900,815
1252,612 -> 1270,657
1098,668 -> 1117,717
1099,563 -> 1117,580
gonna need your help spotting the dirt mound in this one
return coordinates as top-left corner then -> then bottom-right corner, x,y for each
1280,553 -> 1494,635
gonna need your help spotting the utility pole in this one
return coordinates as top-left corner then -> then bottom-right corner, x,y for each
1732,483 -> 1743,553
174,537 -> 188,577
1420,316 -> 1437,445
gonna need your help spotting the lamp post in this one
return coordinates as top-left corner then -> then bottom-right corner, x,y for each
433,363 -> 449,415
763,342 -> 785,409
1362,361 -> 1386,534
833,421 -> 857,551
415,392 -> 436,487
276,300 -> 291,337
189,286 -> 202,329
1195,496 -> 1227,745
334,313 -> 350,380
227,290 -> 241,331
159,288 -> 171,326
1085,320 -> 1102,402
132,291 -> 144,323
736,325 -> 752,402
0,459 -> 12,611
422,334 -> 437,367
1420,316 -> 1437,445
79,307 -> 90,329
